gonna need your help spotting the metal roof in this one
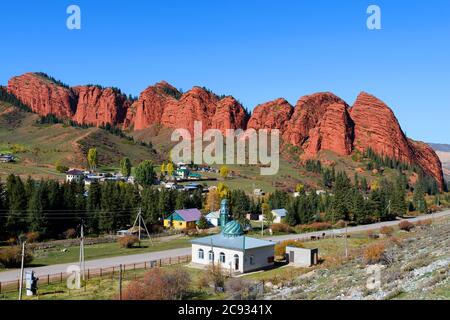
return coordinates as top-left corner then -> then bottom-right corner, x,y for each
191,234 -> 275,251
272,208 -> 288,217
172,208 -> 202,222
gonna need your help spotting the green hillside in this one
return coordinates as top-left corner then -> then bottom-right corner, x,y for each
0,101 -> 161,180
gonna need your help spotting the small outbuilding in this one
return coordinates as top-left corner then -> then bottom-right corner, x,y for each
286,246 -> 319,267
206,210 -> 220,227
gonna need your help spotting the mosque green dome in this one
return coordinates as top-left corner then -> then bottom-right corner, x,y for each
222,220 -> 244,237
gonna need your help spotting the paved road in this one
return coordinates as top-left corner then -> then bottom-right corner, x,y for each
1,210 -> 449,283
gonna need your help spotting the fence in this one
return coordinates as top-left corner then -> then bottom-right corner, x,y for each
0,254 -> 191,296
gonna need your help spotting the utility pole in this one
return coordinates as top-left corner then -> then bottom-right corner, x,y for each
261,206 -> 264,237
344,221 -> 348,258
79,223 -> 85,284
18,241 -> 26,300
132,208 -> 153,246
119,264 -> 123,300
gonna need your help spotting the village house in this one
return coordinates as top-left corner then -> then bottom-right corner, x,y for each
0,154 -> 14,163
259,208 -> 288,223
66,169 -> 84,183
205,210 -> 220,227
164,208 -> 202,229
191,199 -> 275,274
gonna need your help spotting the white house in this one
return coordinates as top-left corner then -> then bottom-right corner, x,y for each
258,208 -> 288,224
271,208 -> 288,223
205,210 -> 220,227
66,169 -> 84,183
191,199 -> 275,274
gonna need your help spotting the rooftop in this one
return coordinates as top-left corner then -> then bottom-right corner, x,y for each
272,208 -> 288,217
171,208 -> 202,222
192,234 -> 275,251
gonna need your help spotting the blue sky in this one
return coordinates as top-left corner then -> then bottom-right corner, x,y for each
0,0 -> 449,142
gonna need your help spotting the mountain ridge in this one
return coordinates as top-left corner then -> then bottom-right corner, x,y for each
4,72 -> 445,189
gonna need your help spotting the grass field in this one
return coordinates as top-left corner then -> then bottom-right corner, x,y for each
28,237 -> 192,267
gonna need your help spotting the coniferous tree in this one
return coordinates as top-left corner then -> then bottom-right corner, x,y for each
5,175 -> 28,236
27,182 -> 48,235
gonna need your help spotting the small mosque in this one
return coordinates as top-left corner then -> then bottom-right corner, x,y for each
191,199 -> 275,274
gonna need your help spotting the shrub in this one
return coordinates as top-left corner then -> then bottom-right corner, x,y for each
398,221 -> 415,232
118,236 -> 139,248
363,243 -> 386,264
296,222 -> 332,233
416,219 -> 432,228
0,246 -> 33,268
63,228 -> 77,239
275,240 -> 304,258
380,226 -> 394,236
6,237 -> 17,246
333,220 -> 346,229
55,160 -> 69,173
224,278 -> 254,299
270,223 -> 294,234
25,232 -> 40,243
121,268 -> 191,300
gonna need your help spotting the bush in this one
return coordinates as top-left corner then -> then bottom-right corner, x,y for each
274,240 -> 304,258
379,226 -> 394,236
333,220 -> 346,229
55,161 -> 69,173
416,219 -> 432,228
121,268 -> 191,300
6,237 -> 17,246
25,232 -> 40,243
0,246 -> 33,268
118,236 -> 139,248
63,228 -> 77,239
270,223 -> 294,234
398,221 -> 415,232
363,243 -> 386,265
225,278 -> 254,299
296,222 -> 332,233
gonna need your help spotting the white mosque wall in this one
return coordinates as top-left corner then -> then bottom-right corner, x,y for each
191,243 -> 274,274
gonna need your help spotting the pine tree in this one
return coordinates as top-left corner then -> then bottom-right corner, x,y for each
389,177 -> 407,218
5,175 -> 28,236
351,190 -> 367,224
27,183 -> 48,235
413,181 -> 427,213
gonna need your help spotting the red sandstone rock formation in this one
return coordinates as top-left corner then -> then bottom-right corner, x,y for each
282,92 -> 349,147
350,92 -> 444,188
247,98 -> 293,131
303,103 -> 354,157
73,86 -> 130,126
8,73 -> 76,118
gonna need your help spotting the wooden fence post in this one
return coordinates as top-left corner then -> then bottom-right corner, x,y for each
0,282 -> 2,294
60,272 -> 63,283
100,268 -> 102,279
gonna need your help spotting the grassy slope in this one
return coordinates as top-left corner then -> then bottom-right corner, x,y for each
0,101 -> 160,180
31,238 -> 191,266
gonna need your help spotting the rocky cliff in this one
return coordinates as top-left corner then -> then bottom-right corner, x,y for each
6,72 -> 444,188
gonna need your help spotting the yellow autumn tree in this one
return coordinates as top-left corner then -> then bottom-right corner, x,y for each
205,189 -> 220,213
